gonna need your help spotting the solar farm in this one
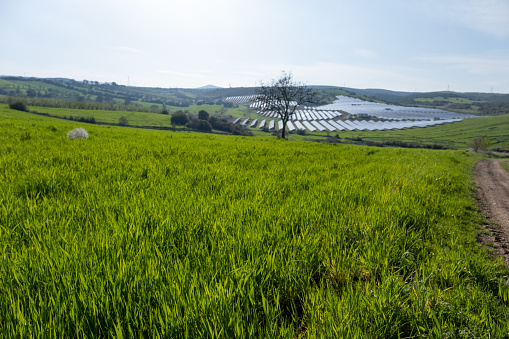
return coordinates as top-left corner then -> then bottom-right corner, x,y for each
224,95 -> 476,133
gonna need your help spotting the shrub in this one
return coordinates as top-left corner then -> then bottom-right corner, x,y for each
171,111 -> 189,126
209,116 -> 233,132
186,118 -> 212,132
66,128 -> 89,140
119,116 -> 129,126
8,98 -> 28,112
231,124 -> 253,136
470,136 -> 492,152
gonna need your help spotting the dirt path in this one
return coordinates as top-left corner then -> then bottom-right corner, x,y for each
475,159 -> 509,267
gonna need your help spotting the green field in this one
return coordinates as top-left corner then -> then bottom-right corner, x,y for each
414,97 -> 479,104
337,115 -> 509,149
24,105 -> 281,132
18,102 -> 509,150
1,107 -> 509,337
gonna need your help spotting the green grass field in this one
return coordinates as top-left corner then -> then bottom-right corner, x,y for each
414,97 -> 479,104
20,101 -> 509,150
333,114 -> 509,150
32,106 -> 177,128
26,104 -> 280,131
273,114 -> 509,150
1,106 -> 509,337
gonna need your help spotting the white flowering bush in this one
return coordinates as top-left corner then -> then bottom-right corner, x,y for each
66,128 -> 89,140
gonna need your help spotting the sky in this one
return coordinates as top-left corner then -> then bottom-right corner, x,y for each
1,0 -> 509,93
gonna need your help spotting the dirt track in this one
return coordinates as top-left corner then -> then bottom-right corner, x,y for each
475,159 -> 509,266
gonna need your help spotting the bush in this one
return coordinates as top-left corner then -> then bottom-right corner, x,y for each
119,116 -> 129,126
470,136 -> 492,152
232,124 -> 253,136
66,128 -> 89,140
186,118 -> 212,132
8,98 -> 28,112
171,111 -> 189,126
209,116 -> 232,132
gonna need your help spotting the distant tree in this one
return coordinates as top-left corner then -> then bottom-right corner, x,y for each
256,71 -> 318,139
198,110 -> 209,121
171,111 -> 189,126
118,116 -> 129,126
26,89 -> 37,97
470,136 -> 492,153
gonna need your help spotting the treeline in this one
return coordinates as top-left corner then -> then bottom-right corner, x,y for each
0,96 -> 163,113
0,77 -> 199,108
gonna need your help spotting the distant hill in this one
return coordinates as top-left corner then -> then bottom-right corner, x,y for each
345,88 -> 509,116
195,85 -> 222,90
1,76 -> 508,115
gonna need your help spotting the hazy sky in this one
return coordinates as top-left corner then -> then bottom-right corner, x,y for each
1,0 -> 509,92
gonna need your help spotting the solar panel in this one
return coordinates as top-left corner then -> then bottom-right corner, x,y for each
310,121 -> 326,131
319,120 -> 336,131
259,120 -> 266,128
233,118 -> 241,124
328,120 -> 345,131
269,120 -> 275,129
294,121 -> 306,130
336,120 -> 356,131
249,119 -> 258,128
302,121 -> 316,131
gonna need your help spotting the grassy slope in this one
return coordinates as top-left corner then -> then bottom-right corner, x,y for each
273,114 -> 509,149
28,105 -> 230,128
332,114 -> 509,149
21,102 -> 509,150
1,106 -> 508,337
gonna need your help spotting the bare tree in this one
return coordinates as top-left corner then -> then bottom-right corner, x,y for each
256,72 -> 318,139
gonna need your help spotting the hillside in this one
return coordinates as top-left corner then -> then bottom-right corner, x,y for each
348,88 -> 509,116
323,114 -> 509,150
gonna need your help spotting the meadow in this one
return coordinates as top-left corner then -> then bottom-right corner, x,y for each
288,114 -> 509,150
1,105 -> 508,337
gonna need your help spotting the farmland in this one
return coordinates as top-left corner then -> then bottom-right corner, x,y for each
318,113 -> 509,150
1,106 -> 509,337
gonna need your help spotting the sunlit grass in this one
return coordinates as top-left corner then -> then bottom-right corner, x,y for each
1,106 -> 508,337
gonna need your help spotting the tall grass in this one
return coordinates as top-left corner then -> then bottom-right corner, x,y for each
0,106 -> 508,337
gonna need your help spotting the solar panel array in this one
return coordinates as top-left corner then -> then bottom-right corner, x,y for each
223,95 -> 257,105
258,108 -> 343,121
227,94 -> 476,133
232,116 -> 464,133
320,95 -> 476,120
